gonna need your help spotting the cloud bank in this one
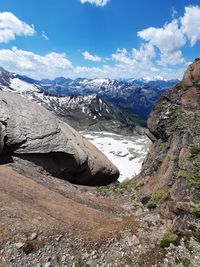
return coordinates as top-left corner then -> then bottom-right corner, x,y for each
0,12 -> 35,43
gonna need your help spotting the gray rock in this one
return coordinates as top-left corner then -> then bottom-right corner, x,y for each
15,242 -> 24,249
0,91 -> 119,186
130,235 -> 140,246
55,234 -> 63,242
28,233 -> 37,241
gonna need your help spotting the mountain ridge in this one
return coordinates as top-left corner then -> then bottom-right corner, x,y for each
0,66 -> 179,127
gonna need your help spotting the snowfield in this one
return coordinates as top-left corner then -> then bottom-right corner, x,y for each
10,78 -> 40,93
82,131 -> 151,182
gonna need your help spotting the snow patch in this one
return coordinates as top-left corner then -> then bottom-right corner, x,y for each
10,78 -> 40,93
82,131 -> 150,182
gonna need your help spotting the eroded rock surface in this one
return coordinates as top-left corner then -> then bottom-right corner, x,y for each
0,91 -> 119,186
138,59 -> 200,210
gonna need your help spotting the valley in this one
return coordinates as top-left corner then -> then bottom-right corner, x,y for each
0,67 -> 170,183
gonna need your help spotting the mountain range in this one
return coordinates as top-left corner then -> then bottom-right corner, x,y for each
0,67 -> 179,134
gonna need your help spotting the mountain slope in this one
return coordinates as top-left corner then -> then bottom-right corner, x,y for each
40,77 -> 179,119
0,67 -> 146,134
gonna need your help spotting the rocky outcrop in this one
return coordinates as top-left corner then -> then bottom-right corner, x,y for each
138,59 -> 200,209
0,91 -> 119,186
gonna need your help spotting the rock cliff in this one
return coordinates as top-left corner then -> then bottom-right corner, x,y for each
0,91 -> 119,186
138,59 -> 200,223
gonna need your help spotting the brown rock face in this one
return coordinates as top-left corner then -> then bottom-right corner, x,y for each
138,59 -> 200,205
181,59 -> 200,109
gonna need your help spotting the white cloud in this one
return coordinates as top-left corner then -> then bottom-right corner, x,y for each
42,31 -> 49,40
82,51 -> 102,62
136,5 -> 200,66
138,19 -> 186,66
0,12 -> 35,43
0,47 -> 73,79
132,43 -> 156,62
111,45 -> 156,70
110,47 -> 163,79
3,6 -> 200,80
171,6 -> 178,18
138,19 -> 186,65
158,50 -> 185,66
112,48 -> 136,65
0,46 -> 184,80
80,0 -> 110,7
181,6 -> 200,46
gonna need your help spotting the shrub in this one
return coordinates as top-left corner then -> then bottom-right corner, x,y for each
134,180 -> 144,190
189,145 -> 200,155
96,186 -> 108,196
147,189 -> 170,209
193,204 -> 200,218
160,232 -> 177,248
176,170 -> 200,189
182,258 -> 191,267
159,143 -> 167,150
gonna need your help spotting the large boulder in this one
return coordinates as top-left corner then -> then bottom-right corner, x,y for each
0,91 -> 119,186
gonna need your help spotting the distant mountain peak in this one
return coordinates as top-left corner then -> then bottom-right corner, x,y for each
142,76 -> 168,82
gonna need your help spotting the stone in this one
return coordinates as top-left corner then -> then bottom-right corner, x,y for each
15,242 -> 24,249
28,233 -> 37,241
61,255 -> 66,262
127,235 -> 140,246
55,234 -> 63,242
0,92 -> 119,186
131,235 -> 140,246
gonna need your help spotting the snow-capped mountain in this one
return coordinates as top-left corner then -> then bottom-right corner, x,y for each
38,76 -> 179,119
0,67 -> 42,94
0,67 -> 145,134
0,66 -> 179,132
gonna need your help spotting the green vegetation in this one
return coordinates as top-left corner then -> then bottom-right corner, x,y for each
96,186 -> 108,196
194,160 -> 200,168
177,170 -> 200,189
96,180 -> 136,197
182,258 -> 191,267
160,232 -> 177,248
134,180 -> 144,190
189,145 -> 200,155
147,189 -> 170,209
167,107 -> 186,134
159,143 -> 168,150
118,180 -> 133,193
193,204 -> 200,218
167,108 -> 200,136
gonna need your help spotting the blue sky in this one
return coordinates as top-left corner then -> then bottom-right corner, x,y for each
0,0 -> 200,79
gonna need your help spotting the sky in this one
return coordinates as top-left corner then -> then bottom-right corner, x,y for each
0,0 -> 200,79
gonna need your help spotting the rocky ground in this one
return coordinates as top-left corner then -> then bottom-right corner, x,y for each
0,164 -> 200,267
